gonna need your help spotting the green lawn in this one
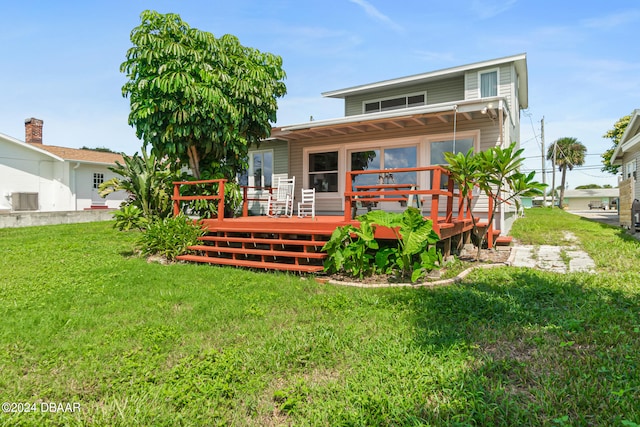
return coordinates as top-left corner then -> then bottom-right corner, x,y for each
1,209 -> 639,426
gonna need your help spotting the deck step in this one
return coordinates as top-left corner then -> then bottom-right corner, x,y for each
176,254 -> 324,273
495,236 -> 513,246
189,245 -> 326,259
199,235 -> 328,247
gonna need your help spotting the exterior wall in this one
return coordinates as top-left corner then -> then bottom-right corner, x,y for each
0,142 -> 75,211
74,164 -> 126,210
343,76 -> 465,116
289,118 -> 501,215
618,178 -> 634,228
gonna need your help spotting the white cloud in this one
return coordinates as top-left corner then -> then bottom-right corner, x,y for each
348,0 -> 404,33
470,0 -> 517,20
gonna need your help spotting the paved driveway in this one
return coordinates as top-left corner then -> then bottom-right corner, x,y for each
568,210 -> 620,226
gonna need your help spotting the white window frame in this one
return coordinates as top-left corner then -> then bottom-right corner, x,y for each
478,68 -> 499,98
249,149 -> 274,188
362,91 -> 427,114
626,159 -> 637,180
422,130 -> 481,190
303,147 -> 342,197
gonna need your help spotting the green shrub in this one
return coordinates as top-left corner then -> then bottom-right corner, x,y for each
139,215 -> 205,261
112,204 -> 148,231
323,208 -> 441,282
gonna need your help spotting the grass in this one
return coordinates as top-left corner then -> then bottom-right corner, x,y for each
1,209 -> 639,426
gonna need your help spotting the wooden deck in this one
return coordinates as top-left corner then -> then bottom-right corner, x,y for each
172,167 -> 496,272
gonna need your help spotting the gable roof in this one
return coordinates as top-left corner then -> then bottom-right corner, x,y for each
32,144 -> 123,165
321,53 -> 528,108
0,131 -> 123,166
611,109 -> 640,165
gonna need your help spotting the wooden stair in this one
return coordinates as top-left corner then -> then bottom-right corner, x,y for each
176,227 -> 332,272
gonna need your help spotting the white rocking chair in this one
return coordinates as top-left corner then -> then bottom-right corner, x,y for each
297,188 -> 316,218
267,177 -> 295,217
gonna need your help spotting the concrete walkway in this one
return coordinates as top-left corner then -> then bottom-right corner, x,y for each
508,231 -> 596,273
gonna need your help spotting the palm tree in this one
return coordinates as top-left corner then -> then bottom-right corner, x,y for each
547,137 -> 586,207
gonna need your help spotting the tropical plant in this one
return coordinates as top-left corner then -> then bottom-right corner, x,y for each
112,204 -> 148,231
322,222 -> 378,279
445,142 -> 546,260
121,10 -> 287,180
99,150 -> 181,221
547,137 -> 586,207
138,215 -> 205,261
601,113 -> 631,175
322,208 -> 441,282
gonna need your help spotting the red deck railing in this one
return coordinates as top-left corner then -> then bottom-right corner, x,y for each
172,179 -> 226,219
344,166 -> 472,235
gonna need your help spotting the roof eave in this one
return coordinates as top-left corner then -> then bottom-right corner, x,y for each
322,53 -> 528,100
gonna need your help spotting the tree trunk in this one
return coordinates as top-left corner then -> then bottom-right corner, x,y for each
559,166 -> 567,208
187,145 -> 201,179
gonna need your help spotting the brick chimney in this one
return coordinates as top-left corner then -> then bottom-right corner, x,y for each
25,118 -> 44,144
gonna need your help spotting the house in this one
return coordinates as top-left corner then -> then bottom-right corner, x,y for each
253,53 -> 528,235
561,188 -> 619,210
0,118 -> 126,213
611,109 -> 640,229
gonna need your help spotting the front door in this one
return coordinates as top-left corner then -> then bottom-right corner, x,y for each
91,172 -> 106,206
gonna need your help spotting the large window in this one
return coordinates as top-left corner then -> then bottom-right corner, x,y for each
480,70 -> 498,97
309,151 -> 338,192
349,146 -> 417,187
364,93 -> 426,114
430,138 -> 475,188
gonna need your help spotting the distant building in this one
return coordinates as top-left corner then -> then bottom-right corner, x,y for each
0,118 -> 126,212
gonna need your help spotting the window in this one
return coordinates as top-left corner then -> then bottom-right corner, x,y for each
480,70 -> 498,97
238,150 -> 273,188
309,151 -> 339,192
363,93 -> 426,114
349,146 -> 417,186
93,173 -> 104,189
252,151 -> 273,188
430,138 -> 475,188
626,160 -> 637,180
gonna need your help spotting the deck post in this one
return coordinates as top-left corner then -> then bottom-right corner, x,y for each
430,168 -> 441,235
218,180 -> 225,221
242,186 -> 249,217
173,182 -> 181,217
344,171 -> 353,222
445,171 -> 454,222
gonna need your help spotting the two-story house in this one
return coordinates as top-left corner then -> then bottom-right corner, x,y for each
247,53 -> 528,234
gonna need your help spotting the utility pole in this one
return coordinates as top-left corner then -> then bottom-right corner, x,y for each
551,138 -> 557,208
541,117 -> 546,206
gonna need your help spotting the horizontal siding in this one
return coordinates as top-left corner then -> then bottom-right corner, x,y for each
344,76 -> 464,116
289,119 -> 500,213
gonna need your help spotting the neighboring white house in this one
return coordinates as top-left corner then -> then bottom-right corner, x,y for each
562,188 -> 619,210
0,118 -> 126,212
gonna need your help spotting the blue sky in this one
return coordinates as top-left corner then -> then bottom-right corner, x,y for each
1,0 -> 638,188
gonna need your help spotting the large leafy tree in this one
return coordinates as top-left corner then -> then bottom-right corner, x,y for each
601,113 -> 631,175
547,137 -> 586,207
121,10 -> 287,179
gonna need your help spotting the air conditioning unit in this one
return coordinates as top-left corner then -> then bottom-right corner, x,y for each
11,192 -> 39,211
